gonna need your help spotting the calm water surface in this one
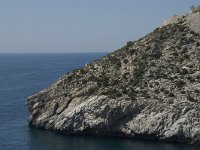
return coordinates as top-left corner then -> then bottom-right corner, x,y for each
0,53 -> 199,150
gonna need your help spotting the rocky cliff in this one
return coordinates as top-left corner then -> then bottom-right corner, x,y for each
27,10 -> 200,144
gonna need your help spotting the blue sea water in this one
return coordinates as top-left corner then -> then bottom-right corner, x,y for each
0,53 -> 199,150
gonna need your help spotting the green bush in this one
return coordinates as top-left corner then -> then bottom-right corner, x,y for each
168,92 -> 175,97
122,72 -> 130,79
179,68 -> 189,75
187,94 -> 196,102
98,74 -> 109,87
80,68 -> 87,74
127,41 -> 133,47
108,55 -> 121,67
123,59 -> 129,64
129,49 -> 136,55
175,79 -> 185,88
101,89 -> 122,98
110,79 -> 120,86
128,89 -> 137,100
151,49 -> 162,59
122,88 -> 129,94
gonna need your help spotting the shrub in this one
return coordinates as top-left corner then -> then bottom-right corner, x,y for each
108,55 -> 121,67
168,92 -> 175,97
143,91 -> 151,98
127,41 -> 133,47
116,92 -> 123,97
153,50 -> 162,59
194,89 -> 200,93
122,72 -> 130,79
129,49 -> 136,55
187,94 -> 196,102
187,76 -> 195,82
123,59 -> 129,64
196,75 -> 200,79
180,68 -> 189,75
181,90 -> 186,94
175,79 -> 185,88
99,74 -> 109,86
154,89 -> 160,94
82,79 -> 88,84
102,89 -> 122,98
122,88 -> 129,94
163,89 -> 169,95
195,42 -> 200,47
132,60 -> 146,80
80,68 -> 86,74
128,89 -> 137,100
110,79 -> 120,86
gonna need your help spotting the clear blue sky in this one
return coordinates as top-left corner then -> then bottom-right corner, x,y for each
0,0 -> 199,53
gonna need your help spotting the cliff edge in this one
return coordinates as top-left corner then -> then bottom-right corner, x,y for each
27,10 -> 200,144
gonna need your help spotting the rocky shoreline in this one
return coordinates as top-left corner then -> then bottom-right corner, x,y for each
27,10 -> 200,145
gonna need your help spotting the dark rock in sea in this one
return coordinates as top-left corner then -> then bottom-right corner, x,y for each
27,9 -> 200,144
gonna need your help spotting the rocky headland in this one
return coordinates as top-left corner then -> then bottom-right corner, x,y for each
27,8 -> 200,144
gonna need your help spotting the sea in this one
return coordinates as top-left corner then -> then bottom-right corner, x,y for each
0,53 -> 199,150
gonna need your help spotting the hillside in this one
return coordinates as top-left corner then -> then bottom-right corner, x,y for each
27,10 -> 200,144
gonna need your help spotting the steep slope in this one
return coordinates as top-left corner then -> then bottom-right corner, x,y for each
27,11 -> 200,144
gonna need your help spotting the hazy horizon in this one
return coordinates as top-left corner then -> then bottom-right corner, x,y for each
0,51 -> 108,54
0,0 -> 199,53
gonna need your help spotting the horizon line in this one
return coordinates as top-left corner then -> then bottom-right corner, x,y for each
0,51 -> 109,54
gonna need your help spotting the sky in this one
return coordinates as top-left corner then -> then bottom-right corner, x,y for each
0,0 -> 199,53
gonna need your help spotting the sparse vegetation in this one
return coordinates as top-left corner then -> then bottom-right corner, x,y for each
107,55 -> 121,67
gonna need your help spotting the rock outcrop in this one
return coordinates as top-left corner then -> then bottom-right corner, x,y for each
27,9 -> 200,144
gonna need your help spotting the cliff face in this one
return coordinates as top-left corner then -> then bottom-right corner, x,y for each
27,11 -> 200,144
